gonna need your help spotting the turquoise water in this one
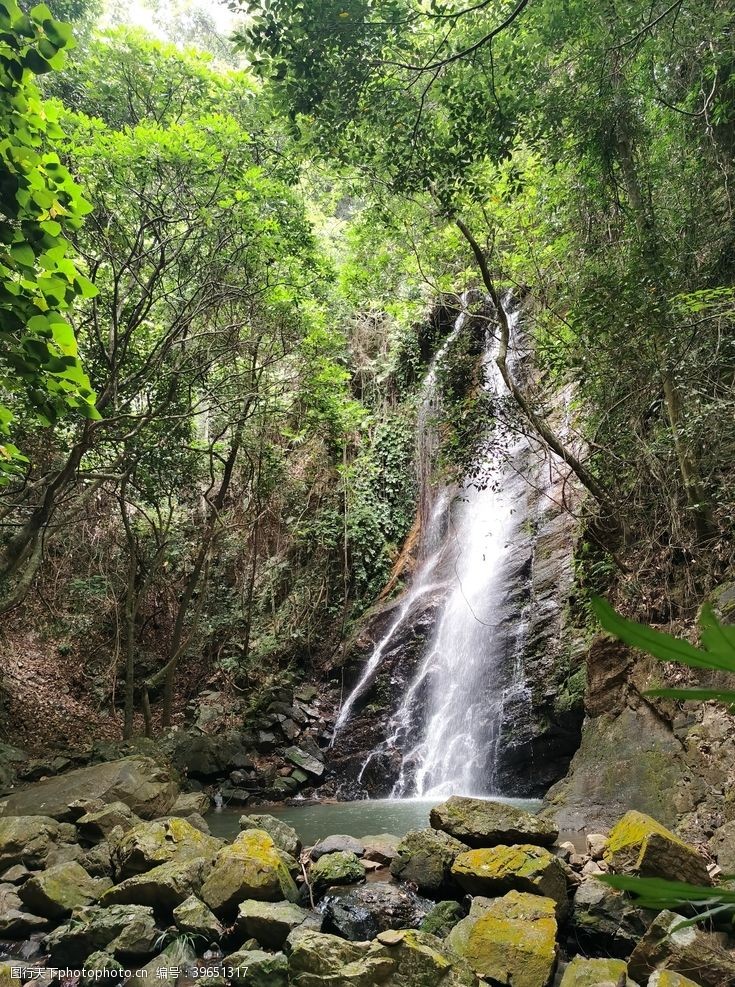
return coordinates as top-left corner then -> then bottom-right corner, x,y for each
207,796 -> 543,845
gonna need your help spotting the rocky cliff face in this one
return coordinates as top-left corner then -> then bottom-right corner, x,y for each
545,583 -> 735,841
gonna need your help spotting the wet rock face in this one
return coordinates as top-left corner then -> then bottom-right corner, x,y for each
320,882 -> 431,941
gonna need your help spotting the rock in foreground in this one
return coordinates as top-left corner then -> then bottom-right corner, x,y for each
604,810 -> 711,885
448,891 -> 557,987
452,844 -> 569,917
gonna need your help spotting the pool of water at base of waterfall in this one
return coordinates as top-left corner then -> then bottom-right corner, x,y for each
207,795 -> 548,845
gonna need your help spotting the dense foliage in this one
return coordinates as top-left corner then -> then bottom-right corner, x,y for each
1,0 -> 734,740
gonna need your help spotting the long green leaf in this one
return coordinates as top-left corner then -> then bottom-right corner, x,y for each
592,598 -> 735,674
699,604 -> 735,660
600,873 -> 735,905
645,688 -> 735,702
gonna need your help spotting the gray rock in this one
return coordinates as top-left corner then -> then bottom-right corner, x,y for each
101,856 -> 212,913
223,948 -> 288,987
571,876 -> 650,957
628,910 -> 735,987
170,792 -> 211,817
237,899 -> 313,948
708,819 -> 735,874
112,817 -> 221,879
284,746 -> 324,777
44,904 -> 159,965
361,833 -> 400,866
20,861 -> 110,918
0,815 -> 68,869
173,894 -> 223,940
321,882 -> 430,941
430,795 -> 558,848
0,756 -> 178,822
127,938 -> 196,987
239,814 -> 301,857
419,900 -> 465,938
310,834 -> 365,860
310,851 -> 365,892
390,828 -> 469,896
77,802 -> 140,842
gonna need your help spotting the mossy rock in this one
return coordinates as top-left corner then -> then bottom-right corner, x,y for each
648,972 -> 703,987
430,796 -> 557,848
20,860 -> 110,919
0,815 -> 65,869
452,844 -> 569,917
391,827 -> 469,896
239,814 -> 301,857
420,901 -> 466,938
559,956 -> 634,987
310,850 -> 365,891
201,828 -> 298,916
173,894 -> 223,940
102,856 -> 212,914
127,938 -> 196,987
287,928 -> 392,985
223,948 -> 288,987
448,892 -> 557,987
44,903 -> 159,966
375,928 -> 478,985
628,910 -> 735,987
112,816 -> 221,879
604,810 -> 711,885
237,899 -> 313,948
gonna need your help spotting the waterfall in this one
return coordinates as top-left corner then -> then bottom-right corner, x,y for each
388,301 -> 532,797
331,296 -> 470,741
334,296 -> 533,799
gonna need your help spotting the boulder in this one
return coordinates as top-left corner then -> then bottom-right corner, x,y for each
77,802 -> 140,842
571,875 -> 650,957
0,815 -> 68,868
310,850 -> 365,891
237,899 -> 313,948
321,882 -> 430,941
239,814 -> 301,857
170,792 -> 211,817
430,796 -> 558,848
127,938 -> 196,987
112,817 -> 221,878
19,861 -> 110,918
288,924 -> 476,985
83,839 -> 116,878
168,731 -> 255,780
44,903 -> 159,965
628,910 -> 735,987
83,951 -> 125,977
0,884 -> 48,936
101,856 -> 212,912
361,833 -> 400,866
173,894 -> 223,940
604,811 -> 711,885
391,828 -> 469,896
201,829 -> 299,916
374,928 -> 478,985
0,756 -> 178,821
448,891 -> 557,987
452,844 -> 570,917
560,957 -> 636,987
647,974 -> 703,987
284,746 -> 324,777
708,820 -> 735,875
223,948 -> 288,987
310,834 -> 365,860
181,811 -> 211,835
420,900 -> 465,939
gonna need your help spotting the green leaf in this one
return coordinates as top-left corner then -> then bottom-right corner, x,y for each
592,598 -> 735,674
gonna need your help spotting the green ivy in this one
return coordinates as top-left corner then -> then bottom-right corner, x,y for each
0,0 -> 98,477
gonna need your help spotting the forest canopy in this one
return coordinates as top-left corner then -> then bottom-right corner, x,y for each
1,0 -> 734,739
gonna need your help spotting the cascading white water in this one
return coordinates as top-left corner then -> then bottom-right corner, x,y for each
331,297 -> 471,741
333,297 -> 532,799
387,303 -> 531,797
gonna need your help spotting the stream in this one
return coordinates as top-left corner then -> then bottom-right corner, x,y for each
207,796 -> 544,845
